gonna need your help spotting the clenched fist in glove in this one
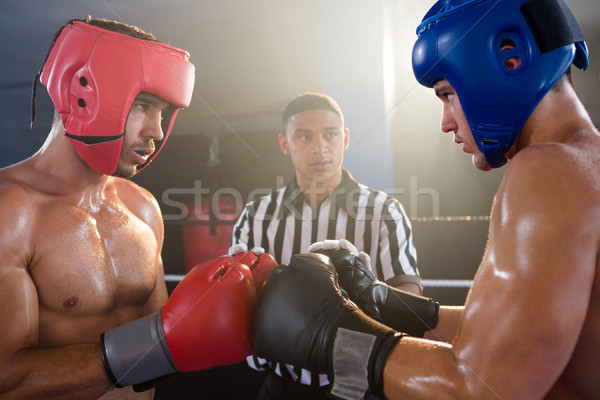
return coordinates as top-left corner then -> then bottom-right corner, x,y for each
309,239 -> 439,337
101,250 -> 278,388
229,244 -> 277,293
253,253 -> 404,400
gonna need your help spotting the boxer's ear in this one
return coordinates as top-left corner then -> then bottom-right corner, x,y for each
343,127 -> 349,150
279,134 -> 290,155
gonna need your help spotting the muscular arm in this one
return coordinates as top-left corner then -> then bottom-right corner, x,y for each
122,180 -> 168,313
424,306 -> 463,343
141,203 -> 168,313
383,148 -> 596,399
0,185 -> 113,399
143,254 -> 168,314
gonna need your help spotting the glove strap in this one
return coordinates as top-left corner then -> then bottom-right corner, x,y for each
329,308 -> 404,400
382,287 -> 440,337
101,311 -> 177,388
330,327 -> 376,399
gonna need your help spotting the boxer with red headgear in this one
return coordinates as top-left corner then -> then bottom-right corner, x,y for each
0,17 -> 261,400
33,18 -> 195,176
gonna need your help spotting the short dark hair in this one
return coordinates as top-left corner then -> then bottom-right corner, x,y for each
85,16 -> 158,42
281,92 -> 344,132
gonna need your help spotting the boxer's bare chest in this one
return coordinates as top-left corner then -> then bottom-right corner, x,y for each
30,197 -> 159,316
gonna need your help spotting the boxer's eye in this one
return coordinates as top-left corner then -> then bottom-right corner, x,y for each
132,103 -> 149,113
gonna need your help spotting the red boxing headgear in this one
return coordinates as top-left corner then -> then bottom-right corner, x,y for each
39,21 -> 195,174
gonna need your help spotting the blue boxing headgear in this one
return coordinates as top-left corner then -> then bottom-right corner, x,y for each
412,0 -> 589,168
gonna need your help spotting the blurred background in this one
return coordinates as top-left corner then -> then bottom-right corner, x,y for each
1,1 -> 599,398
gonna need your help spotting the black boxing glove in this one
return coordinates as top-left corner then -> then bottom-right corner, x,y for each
253,253 -> 404,399
310,240 -> 439,337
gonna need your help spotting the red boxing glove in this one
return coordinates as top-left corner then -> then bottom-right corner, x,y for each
233,250 -> 278,294
101,255 -> 256,387
162,255 -> 256,370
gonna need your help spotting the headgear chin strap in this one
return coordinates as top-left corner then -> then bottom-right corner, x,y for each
412,0 -> 589,168
36,20 -> 195,174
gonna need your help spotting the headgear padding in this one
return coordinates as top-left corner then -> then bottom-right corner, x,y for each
40,21 -> 195,174
412,0 -> 588,168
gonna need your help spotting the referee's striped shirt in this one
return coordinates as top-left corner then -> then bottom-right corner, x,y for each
233,169 -> 420,285
232,170 -> 420,387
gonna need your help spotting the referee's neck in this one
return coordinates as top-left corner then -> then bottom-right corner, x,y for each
298,171 -> 343,209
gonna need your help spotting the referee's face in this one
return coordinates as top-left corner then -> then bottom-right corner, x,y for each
280,109 -> 349,189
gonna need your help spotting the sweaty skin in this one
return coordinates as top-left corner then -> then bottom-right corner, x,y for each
0,93 -> 170,400
382,79 -> 600,399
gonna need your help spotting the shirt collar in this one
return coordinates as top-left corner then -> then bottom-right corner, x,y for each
278,169 -> 360,218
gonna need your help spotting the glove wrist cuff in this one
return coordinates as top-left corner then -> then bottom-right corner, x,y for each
382,290 -> 441,337
329,308 -> 403,400
101,311 -> 177,387
370,332 -> 405,396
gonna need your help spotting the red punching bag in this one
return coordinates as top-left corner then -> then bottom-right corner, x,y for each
181,138 -> 241,272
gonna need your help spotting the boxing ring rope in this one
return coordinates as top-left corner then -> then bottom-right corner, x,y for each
164,274 -> 474,288
409,215 -> 490,222
420,279 -> 473,288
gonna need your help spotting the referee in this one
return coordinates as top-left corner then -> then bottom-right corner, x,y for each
232,92 -> 420,400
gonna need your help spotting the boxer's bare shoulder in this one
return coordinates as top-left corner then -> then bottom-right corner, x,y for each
527,135 -> 600,399
455,132 -> 600,398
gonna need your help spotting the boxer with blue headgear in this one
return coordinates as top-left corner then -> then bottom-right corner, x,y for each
412,0 -> 588,168
249,1 -> 600,399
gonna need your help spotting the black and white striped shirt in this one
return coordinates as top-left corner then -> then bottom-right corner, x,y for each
233,169 -> 419,286
232,170 -> 420,386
